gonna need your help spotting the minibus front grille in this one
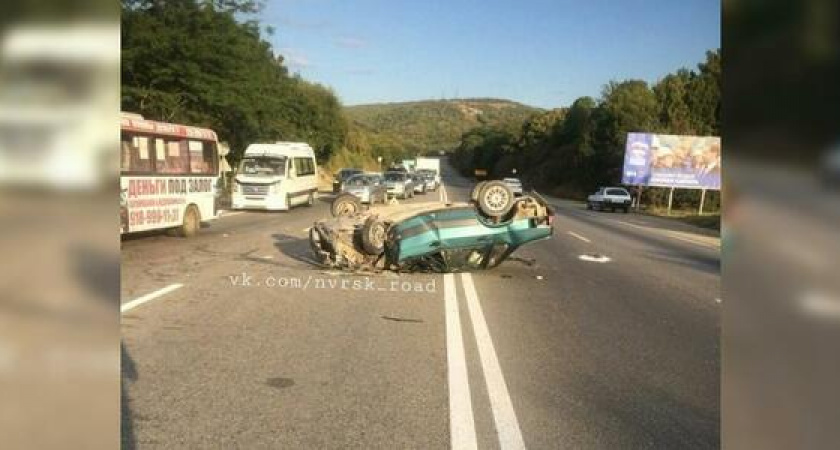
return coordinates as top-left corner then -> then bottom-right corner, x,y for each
242,184 -> 270,195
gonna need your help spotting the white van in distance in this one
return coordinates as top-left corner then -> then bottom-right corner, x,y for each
232,142 -> 318,211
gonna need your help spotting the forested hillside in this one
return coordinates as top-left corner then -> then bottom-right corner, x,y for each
345,99 -> 540,155
121,0 -> 346,164
451,50 -> 721,210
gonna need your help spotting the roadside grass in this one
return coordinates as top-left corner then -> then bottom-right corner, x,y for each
642,206 -> 721,231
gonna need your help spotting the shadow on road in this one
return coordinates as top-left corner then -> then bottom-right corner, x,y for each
121,341 -> 138,450
271,233 -> 324,268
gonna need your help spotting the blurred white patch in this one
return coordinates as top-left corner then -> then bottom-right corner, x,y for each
578,254 -> 612,263
799,290 -> 840,320
0,23 -> 119,191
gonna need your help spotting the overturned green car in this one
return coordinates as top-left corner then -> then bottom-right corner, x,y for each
309,180 -> 554,272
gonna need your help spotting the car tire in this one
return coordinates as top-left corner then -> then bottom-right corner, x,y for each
623,207 -> 629,213
331,193 -> 362,218
180,205 -> 200,238
361,216 -> 387,256
477,181 -> 515,218
470,181 -> 487,203
586,202 -> 592,210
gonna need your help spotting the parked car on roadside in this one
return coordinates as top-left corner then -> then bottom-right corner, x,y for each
587,187 -> 632,212
502,177 -> 523,196
384,171 -> 415,199
342,173 -> 387,204
333,168 -> 364,193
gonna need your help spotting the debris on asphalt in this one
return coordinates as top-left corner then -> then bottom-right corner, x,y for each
578,253 -> 612,263
381,315 -> 424,323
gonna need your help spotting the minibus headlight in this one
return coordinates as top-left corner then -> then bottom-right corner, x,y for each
233,180 -> 241,194
272,181 -> 282,194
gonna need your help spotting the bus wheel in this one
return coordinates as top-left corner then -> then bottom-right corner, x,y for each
181,205 -> 200,238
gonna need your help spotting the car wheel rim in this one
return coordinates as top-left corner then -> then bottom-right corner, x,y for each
484,186 -> 509,212
338,202 -> 356,216
372,225 -> 385,246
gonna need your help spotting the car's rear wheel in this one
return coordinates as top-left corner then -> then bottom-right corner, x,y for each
331,193 -> 362,217
477,181 -> 515,218
361,216 -> 387,256
586,202 -> 593,210
470,181 -> 487,202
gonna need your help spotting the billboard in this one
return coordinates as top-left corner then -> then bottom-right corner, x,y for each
622,133 -> 721,190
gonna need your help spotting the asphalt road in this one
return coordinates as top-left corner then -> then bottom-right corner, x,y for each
121,159 -> 720,449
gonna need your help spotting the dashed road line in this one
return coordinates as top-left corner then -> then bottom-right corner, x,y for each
461,273 -> 526,450
567,231 -> 591,243
444,274 -> 478,450
121,283 -> 184,313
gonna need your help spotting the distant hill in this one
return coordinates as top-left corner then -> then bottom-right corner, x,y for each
345,98 -> 542,154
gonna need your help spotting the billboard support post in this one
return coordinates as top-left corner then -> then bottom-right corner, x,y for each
699,189 -> 707,216
636,185 -> 642,211
667,186 -> 675,216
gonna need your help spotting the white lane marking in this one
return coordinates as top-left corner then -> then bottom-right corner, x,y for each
121,283 -> 184,313
444,274 -> 478,450
461,273 -> 526,450
567,231 -> 591,243
440,182 -> 449,204
578,254 -> 612,263
218,210 -> 244,218
715,298 -> 722,304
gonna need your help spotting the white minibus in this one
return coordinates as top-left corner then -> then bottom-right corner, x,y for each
232,142 -> 318,211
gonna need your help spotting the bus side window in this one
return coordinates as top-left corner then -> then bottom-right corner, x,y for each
121,132 -> 152,173
187,140 -> 216,175
156,138 -> 189,174
294,157 -> 315,176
